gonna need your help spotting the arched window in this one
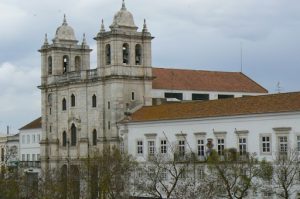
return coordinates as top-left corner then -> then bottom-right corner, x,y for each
71,94 -> 75,107
48,56 -> 52,75
92,129 -> 97,146
63,55 -> 69,74
135,44 -> 142,65
75,56 -> 81,71
48,94 -> 52,106
122,43 -> 129,64
92,95 -> 97,107
105,44 -> 111,65
62,131 -> 67,146
71,124 -> 77,146
62,98 -> 67,111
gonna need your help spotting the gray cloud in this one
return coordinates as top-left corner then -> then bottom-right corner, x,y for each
1,0 -> 300,133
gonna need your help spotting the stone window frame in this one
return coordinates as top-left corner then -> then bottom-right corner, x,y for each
194,132 -> 206,160
176,133 -> 187,157
145,133 -> 157,158
70,93 -> 76,107
136,139 -> 144,156
259,133 -> 272,155
296,134 -> 300,152
273,127 -> 291,155
235,130 -> 249,156
92,94 -> 97,108
160,139 -> 167,154
213,131 -> 227,156
62,97 -> 67,111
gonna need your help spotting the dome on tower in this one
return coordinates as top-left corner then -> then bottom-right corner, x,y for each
54,15 -> 77,41
110,0 -> 137,29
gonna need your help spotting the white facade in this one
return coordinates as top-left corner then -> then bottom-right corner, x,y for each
19,128 -> 41,173
119,110 -> 300,198
122,112 -> 300,162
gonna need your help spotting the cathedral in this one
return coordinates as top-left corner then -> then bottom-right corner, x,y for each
38,1 -> 267,171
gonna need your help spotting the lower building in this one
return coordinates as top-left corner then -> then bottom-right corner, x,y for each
119,92 -> 300,198
19,117 -> 42,174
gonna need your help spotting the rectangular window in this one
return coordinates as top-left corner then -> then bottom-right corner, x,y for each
37,135 -> 40,142
239,138 -> 247,155
148,141 -> 155,156
108,101 -> 110,109
262,136 -> 271,153
22,135 -> 25,144
33,135 -> 36,143
198,167 -> 205,179
178,140 -> 185,156
197,139 -> 205,157
131,92 -> 135,101
218,94 -> 234,99
22,154 -> 25,161
108,121 -> 110,130
217,138 -> 225,156
27,154 -> 30,161
160,140 -> 167,154
164,92 -> 183,100
27,135 -> 30,144
37,154 -> 40,161
192,93 -> 209,101
161,169 -> 167,180
297,136 -> 300,152
32,154 -> 36,161
137,141 -> 143,155
278,136 -> 288,155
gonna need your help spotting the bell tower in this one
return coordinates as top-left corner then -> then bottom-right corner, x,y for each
94,0 -> 153,145
39,15 -> 92,170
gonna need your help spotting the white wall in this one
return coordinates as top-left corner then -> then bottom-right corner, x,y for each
19,128 -> 41,162
122,111 -> 300,162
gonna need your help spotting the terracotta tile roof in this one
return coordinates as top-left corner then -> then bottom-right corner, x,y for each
19,117 -> 42,130
128,92 -> 300,122
152,67 -> 268,93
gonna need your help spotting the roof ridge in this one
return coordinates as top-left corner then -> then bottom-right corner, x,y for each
153,67 -> 239,74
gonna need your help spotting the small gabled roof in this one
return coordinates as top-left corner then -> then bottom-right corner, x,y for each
19,117 -> 42,130
152,67 -> 268,93
128,92 -> 300,123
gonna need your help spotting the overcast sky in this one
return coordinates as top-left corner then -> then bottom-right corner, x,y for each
1,0 -> 300,134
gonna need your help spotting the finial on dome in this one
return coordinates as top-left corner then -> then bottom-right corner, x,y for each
44,33 -> 49,45
100,19 -> 105,32
82,33 -> 87,45
121,0 -> 126,10
142,19 -> 148,32
63,14 -> 68,25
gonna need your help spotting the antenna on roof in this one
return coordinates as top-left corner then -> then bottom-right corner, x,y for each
276,81 -> 281,93
240,41 -> 243,73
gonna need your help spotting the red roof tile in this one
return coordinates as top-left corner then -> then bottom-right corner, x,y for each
128,92 -> 300,122
19,117 -> 42,130
152,68 -> 268,93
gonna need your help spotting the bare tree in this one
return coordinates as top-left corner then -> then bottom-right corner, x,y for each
204,148 -> 271,199
270,149 -> 300,199
82,147 -> 137,199
133,143 -> 195,199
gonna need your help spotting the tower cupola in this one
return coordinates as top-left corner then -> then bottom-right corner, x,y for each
53,14 -> 78,44
110,0 -> 137,31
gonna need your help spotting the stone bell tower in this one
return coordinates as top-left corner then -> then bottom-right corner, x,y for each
94,0 -> 154,145
39,15 -> 92,170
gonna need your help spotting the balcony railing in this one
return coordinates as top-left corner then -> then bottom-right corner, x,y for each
19,161 -> 41,168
